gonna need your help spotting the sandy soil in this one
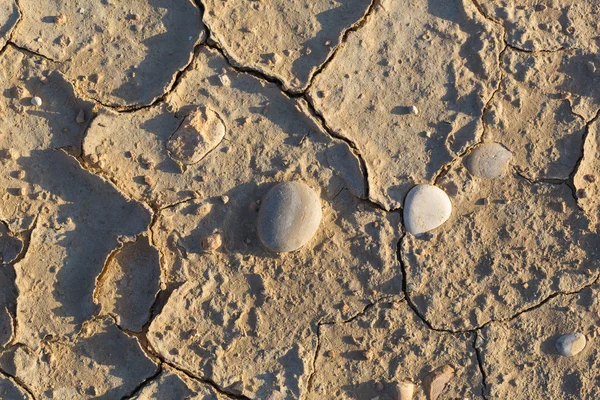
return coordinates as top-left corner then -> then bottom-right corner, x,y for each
0,0 -> 599,399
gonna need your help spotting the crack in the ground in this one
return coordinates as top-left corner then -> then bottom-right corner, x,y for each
434,0 -> 509,185
120,364 -> 163,400
305,296 -> 398,395
0,364 -> 37,400
568,106 -> 600,209
7,42 -> 57,63
196,0 -> 377,95
8,216 -> 39,349
119,323 -> 251,400
0,0 -> 22,57
70,37 -> 206,113
302,0 -> 377,94
473,332 -> 489,400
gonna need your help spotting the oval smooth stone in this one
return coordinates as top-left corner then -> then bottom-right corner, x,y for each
467,142 -> 512,179
556,333 -> 586,357
257,181 -> 322,252
403,184 -> 452,236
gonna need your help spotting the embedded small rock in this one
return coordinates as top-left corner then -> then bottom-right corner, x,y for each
556,333 -> 586,357
30,96 -> 42,107
395,381 -> 415,400
166,107 -> 225,165
201,232 -> 222,253
424,365 -> 455,400
403,184 -> 452,236
467,143 -> 512,179
257,181 -> 322,253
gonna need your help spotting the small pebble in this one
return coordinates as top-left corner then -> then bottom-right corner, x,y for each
408,105 -> 419,115
76,109 -> 86,124
257,181 -> 322,252
220,195 -> 229,204
403,184 -> 452,236
78,8 -> 85,13
467,142 -> 512,179
31,97 -> 42,107
394,381 -> 415,400
584,174 -> 596,182
218,74 -> 231,87
53,14 -> 67,24
201,232 -> 222,253
556,333 -> 586,356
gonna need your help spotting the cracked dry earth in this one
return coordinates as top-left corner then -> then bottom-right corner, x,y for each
0,0 -> 599,399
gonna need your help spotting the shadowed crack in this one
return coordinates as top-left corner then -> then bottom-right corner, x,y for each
0,0 -> 22,57
196,0 -> 378,95
305,296 -> 398,395
120,365 -> 163,400
473,332 -> 489,400
0,364 -> 37,400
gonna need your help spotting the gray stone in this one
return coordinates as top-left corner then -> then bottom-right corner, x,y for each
467,143 -> 513,179
257,181 -> 322,252
556,333 -> 586,357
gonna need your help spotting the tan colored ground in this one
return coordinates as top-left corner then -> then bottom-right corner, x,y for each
0,0 -> 599,399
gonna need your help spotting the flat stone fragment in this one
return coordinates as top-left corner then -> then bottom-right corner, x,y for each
307,302 -> 482,399
423,365 -> 455,400
94,236 -> 161,332
203,0 -> 372,92
308,0 -> 503,209
0,307 -> 13,348
0,0 -> 19,48
132,366 -> 224,400
395,381 -> 415,400
483,48 -> 596,180
149,189 -> 402,399
574,119 -> 600,232
0,317 -> 158,400
556,333 -> 587,357
402,161 -> 600,330
479,283 -> 600,399
257,181 -> 322,252
167,107 -> 226,165
467,143 -> 512,179
83,47 -> 366,208
403,184 -> 452,236
14,0 -> 204,106
0,372 -> 31,400
478,0 -> 600,52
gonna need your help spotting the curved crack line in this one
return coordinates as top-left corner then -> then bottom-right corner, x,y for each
0,0 -> 22,57
120,364 -> 163,400
0,365 -> 37,400
473,331 -> 489,400
196,0 -> 377,95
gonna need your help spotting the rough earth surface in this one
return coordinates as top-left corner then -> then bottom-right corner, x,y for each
0,0 -> 598,399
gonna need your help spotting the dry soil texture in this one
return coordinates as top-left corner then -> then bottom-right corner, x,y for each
0,0 -> 598,399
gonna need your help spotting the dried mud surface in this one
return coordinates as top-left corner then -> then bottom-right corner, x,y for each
0,0 -> 598,399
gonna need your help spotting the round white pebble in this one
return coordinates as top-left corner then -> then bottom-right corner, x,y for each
403,184 -> 452,236
556,333 -> 586,357
31,96 -> 42,106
